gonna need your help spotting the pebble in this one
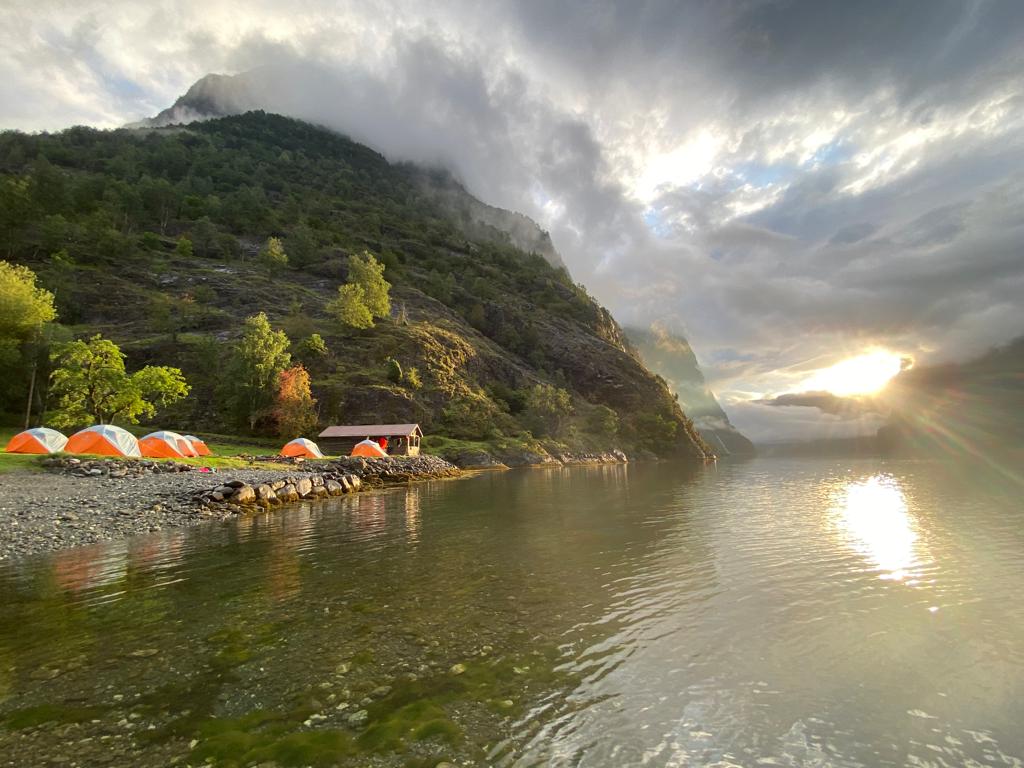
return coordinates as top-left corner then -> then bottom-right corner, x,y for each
450,663 -> 467,675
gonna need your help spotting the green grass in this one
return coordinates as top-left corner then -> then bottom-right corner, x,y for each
0,427 -> 47,474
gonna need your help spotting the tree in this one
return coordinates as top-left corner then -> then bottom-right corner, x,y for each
524,384 -> 573,438
586,405 -> 619,441
176,236 -> 194,258
327,283 -> 374,329
231,312 -> 291,431
0,261 -> 57,426
386,357 -> 403,384
190,216 -> 218,258
48,334 -> 189,427
347,252 -> 390,319
0,261 -> 56,340
295,333 -> 329,370
259,236 -> 288,275
286,225 -> 318,268
405,366 -> 423,390
273,364 -> 318,439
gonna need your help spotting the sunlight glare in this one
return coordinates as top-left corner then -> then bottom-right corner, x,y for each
802,350 -> 905,397
833,475 -> 919,581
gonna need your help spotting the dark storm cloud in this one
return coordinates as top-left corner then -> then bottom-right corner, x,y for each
756,391 -> 885,419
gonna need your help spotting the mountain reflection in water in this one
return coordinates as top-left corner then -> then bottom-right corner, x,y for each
1,458 -> 1022,768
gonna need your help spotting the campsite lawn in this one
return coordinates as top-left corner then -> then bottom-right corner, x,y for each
0,427 -> 46,474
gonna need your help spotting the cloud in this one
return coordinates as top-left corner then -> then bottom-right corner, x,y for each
755,391 -> 886,418
3,0 -> 1024,441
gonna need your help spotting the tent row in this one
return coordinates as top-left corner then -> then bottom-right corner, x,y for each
279,437 -> 388,458
7,429 -> 391,460
5,426 -> 210,458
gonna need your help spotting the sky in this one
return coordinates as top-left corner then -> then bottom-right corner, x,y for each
4,0 -> 1024,441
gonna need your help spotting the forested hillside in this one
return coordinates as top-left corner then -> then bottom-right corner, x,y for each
0,112 -> 712,460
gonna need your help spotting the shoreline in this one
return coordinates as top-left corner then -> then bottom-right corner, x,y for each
0,454 -> 460,562
0,450 -> 639,562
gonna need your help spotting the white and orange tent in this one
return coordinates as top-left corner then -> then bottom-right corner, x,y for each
184,435 -> 212,456
5,427 -> 68,454
280,438 -> 325,459
139,431 -> 195,459
65,425 -> 141,457
350,438 -> 388,458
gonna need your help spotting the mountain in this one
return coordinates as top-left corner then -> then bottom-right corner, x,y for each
140,73 -> 256,127
625,325 -> 755,455
0,111 -> 713,461
138,70 -> 565,270
877,336 -> 1024,459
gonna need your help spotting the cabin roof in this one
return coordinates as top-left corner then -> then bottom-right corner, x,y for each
318,423 -> 422,438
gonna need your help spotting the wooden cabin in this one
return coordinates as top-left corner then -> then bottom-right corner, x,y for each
318,423 -> 423,457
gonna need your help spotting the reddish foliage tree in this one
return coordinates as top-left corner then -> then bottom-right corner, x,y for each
273,364 -> 318,439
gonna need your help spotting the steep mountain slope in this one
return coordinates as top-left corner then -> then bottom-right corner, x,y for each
139,70 -> 565,269
0,112 -> 712,460
626,325 -> 755,455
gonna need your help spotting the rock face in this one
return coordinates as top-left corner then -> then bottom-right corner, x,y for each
625,324 -> 756,456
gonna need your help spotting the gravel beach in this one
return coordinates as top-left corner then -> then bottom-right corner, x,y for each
0,455 -> 460,561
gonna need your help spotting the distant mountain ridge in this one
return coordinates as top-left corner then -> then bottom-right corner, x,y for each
625,325 -> 755,455
136,71 -> 566,270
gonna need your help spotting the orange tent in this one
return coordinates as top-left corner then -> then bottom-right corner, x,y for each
139,431 -> 193,459
350,438 -> 388,458
65,425 -> 141,457
280,437 -> 325,459
184,435 -> 212,456
5,427 -> 68,454
173,434 -> 198,457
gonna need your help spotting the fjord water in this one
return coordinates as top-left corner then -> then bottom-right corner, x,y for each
1,459 -> 1023,767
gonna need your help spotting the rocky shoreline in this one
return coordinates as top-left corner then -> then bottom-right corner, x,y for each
0,455 -> 460,561
447,447 -> 631,470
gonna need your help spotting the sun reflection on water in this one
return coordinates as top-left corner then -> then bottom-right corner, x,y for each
833,474 -> 921,582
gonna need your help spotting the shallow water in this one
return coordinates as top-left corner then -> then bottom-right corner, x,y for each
1,458 -> 1023,767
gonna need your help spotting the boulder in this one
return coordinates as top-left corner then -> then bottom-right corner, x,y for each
278,484 -> 299,503
310,474 -> 324,487
295,477 -> 313,498
256,485 -> 279,505
325,479 -> 344,496
231,484 -> 256,505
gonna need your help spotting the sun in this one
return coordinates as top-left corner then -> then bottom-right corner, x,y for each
801,350 -> 907,397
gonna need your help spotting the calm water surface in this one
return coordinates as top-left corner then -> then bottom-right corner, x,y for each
1,458 -> 1023,767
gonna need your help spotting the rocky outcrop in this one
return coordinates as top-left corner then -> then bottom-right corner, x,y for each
192,455 -> 459,512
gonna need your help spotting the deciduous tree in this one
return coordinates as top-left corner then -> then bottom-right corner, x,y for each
273,364 -> 318,439
259,236 -> 288,275
524,384 -> 573,438
230,312 -> 291,431
48,334 -> 189,427
327,283 -> 373,329
347,252 -> 390,319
